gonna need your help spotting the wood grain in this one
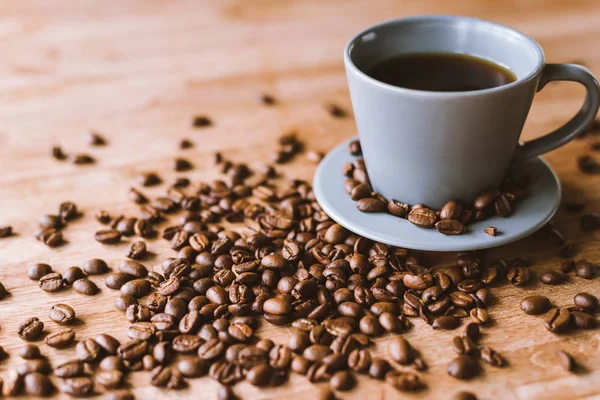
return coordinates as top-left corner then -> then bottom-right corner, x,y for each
0,0 -> 599,398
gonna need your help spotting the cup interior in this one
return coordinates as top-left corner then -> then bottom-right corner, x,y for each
347,16 -> 544,86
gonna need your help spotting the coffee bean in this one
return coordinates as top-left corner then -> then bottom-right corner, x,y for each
388,199 -> 409,217
480,346 -> 505,367
49,304 -> 76,324
118,260 -> 148,278
263,297 -> 292,315
19,344 -> 41,359
581,213 -> 600,231
44,328 -> 75,348
118,339 -> 149,361
192,115 -> 212,128
520,295 -> 551,315
177,356 -> 209,378
469,308 -> 489,325
448,355 -> 479,379
16,358 -> 51,375
18,317 -> 44,341
574,292 -> 599,313
52,145 -> 67,160
484,226 -> 497,236
432,315 -> 459,330
83,258 -> 108,275
575,259 -> 597,279
558,259 -> 575,273
73,278 -> 99,295
474,190 -> 499,210
95,229 -> 122,244
356,198 -> 386,213
39,272 -> 63,292
24,372 -> 52,396
348,348 -> 371,372
61,267 -> 83,286
59,377 -> 94,397
246,363 -> 274,387
330,370 -> 355,391
578,155 -> 600,173
76,338 -> 102,362
121,279 -> 151,298
198,338 -> 225,360
556,350 -> 575,372
39,214 -> 64,230
96,369 -> 124,389
55,360 -> 84,378
95,334 -> 120,355
543,308 -> 572,332
408,207 -> 438,228
134,219 -> 155,238
388,337 -> 413,365
127,241 -> 147,260
453,391 -> 478,400
540,270 -> 567,285
348,140 -> 362,155
350,183 -> 371,201
435,219 -> 464,235
28,263 -> 52,280
138,172 -> 162,186
506,266 -> 529,286
463,322 -> 480,341
571,311 -> 596,329
114,294 -> 137,311
106,273 -> 134,290
385,370 -> 423,392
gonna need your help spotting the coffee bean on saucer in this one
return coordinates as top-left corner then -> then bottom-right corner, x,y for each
348,140 -> 362,156
388,200 -> 409,218
474,190 -> 500,210
408,208 -> 437,228
435,219 -> 464,235
356,198 -> 385,213
440,200 -> 462,220
484,226 -> 497,236
350,183 -> 371,200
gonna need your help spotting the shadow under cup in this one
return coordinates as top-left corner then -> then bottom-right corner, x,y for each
344,16 -> 546,209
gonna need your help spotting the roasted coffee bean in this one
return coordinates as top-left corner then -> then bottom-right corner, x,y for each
126,304 -> 152,323
543,308 -> 572,333
28,263 -> 52,280
440,200 -> 462,220
385,370 -> 423,392
19,343 -> 41,359
83,258 -> 108,275
388,337 -> 413,365
388,199 -> 409,217
115,340 -> 147,363
23,372 -> 52,396
463,322 -> 480,341
0,225 -> 13,237
72,153 -> 95,164
435,219 -> 465,235
101,356 -> 125,372
39,272 -> 63,292
575,259 -> 597,279
94,334 -> 120,355
330,370 -> 355,391
432,315 -> 459,330
484,226 -> 497,236
448,355 -> 479,379
173,335 -> 203,353
520,295 -> 552,315
408,208 -> 437,228
62,267 -> 84,285
177,356 -> 209,378
96,369 -> 124,389
480,346 -> 505,367
106,273 -> 134,290
574,292 -> 599,313
369,358 -> 391,380
76,338 -> 102,362
494,194 -> 512,217
474,190 -> 499,210
348,348 -> 371,372
39,214 -> 64,230
356,198 -> 386,213
263,296 -> 292,315
55,360 -> 84,378
540,270 -> 567,285
246,363 -> 274,387
303,344 -> 332,362
121,279 -> 151,298
95,229 -> 122,244
114,294 -> 137,311
49,303 -> 76,325
73,278 -> 99,295
38,228 -> 63,247
506,266 -> 529,286
3,369 -> 23,396
581,213 -> 600,231
59,377 -> 94,397
18,317 -> 44,341
198,338 -> 225,360
556,350 -> 575,372
469,308 -> 489,325
126,241 -> 147,260
453,391 -> 478,400
138,172 -> 162,186
571,311 -> 596,329
350,183 -> 371,201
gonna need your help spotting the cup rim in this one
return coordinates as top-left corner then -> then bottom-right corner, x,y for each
344,15 -> 546,97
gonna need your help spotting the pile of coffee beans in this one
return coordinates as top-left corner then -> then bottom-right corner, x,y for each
343,139 -> 531,235
4,116 -> 598,399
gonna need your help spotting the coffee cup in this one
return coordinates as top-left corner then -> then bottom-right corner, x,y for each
344,15 -> 600,208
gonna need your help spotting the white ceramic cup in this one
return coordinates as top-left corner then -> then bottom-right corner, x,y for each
345,16 -> 600,208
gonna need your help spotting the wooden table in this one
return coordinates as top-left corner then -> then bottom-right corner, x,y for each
0,0 -> 599,398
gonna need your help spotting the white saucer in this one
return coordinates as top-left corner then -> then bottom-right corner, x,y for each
313,137 -> 561,252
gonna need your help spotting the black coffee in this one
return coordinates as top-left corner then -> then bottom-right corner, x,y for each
367,52 -> 516,92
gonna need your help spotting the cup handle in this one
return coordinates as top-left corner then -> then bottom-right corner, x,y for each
513,63 -> 600,161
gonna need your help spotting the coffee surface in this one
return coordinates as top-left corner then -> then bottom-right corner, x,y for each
366,52 -> 517,92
